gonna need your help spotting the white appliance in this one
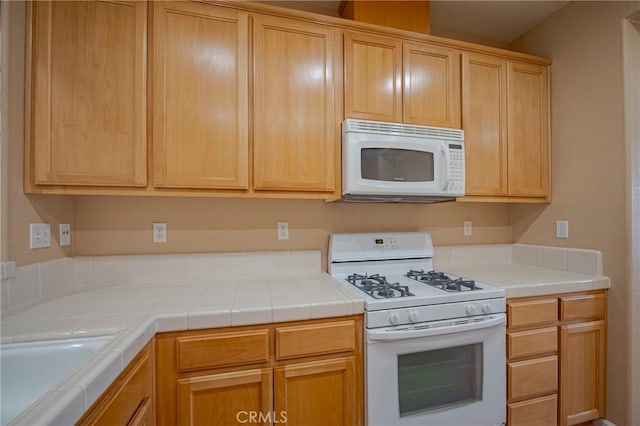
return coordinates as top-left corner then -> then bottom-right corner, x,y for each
342,119 -> 465,203
329,232 -> 506,426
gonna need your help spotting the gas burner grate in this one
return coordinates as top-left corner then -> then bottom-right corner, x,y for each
346,273 -> 414,299
405,269 -> 478,292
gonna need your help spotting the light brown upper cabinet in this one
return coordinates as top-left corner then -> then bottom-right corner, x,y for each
344,32 -> 461,128
344,32 -> 403,123
152,2 -> 249,190
27,1 -> 147,188
462,53 -> 508,196
507,61 -> 550,198
253,15 -> 341,195
462,53 -> 550,201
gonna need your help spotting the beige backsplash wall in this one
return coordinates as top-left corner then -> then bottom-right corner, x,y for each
509,2 -> 639,425
72,196 -> 511,269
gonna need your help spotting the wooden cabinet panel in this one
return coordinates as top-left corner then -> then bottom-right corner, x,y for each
29,1 -> 146,187
276,320 -> 355,360
508,394 -> 558,426
177,368 -> 272,425
508,355 -> 557,401
560,321 -> 606,426
156,316 -> 364,426
507,291 -> 607,426
403,43 -> 461,128
176,329 -> 269,371
152,2 -> 249,189
275,357 -> 357,426
253,15 -> 340,193
78,342 -> 154,426
507,298 -> 557,328
508,327 -> 558,359
462,53 -> 508,196
507,61 -> 550,197
344,32 -> 403,122
560,293 -> 605,321
127,397 -> 152,426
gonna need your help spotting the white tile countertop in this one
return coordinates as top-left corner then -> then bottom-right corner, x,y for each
434,243 -> 611,298
0,251 -> 364,426
0,244 -> 611,424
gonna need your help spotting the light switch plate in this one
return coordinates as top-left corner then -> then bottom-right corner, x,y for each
29,223 -> 51,249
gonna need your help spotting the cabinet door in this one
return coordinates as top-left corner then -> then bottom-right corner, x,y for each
560,321 -> 606,426
29,1 -> 146,187
253,16 -> 340,194
507,61 -> 550,197
344,32 -> 402,123
274,357 -> 358,426
177,368 -> 272,425
152,2 -> 249,189
404,43 -> 461,128
461,53 -> 508,196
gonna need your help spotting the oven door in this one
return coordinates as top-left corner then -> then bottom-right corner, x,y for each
343,132 -> 451,197
365,314 -> 506,426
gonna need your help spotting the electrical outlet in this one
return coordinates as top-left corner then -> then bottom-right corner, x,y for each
277,221 -> 289,240
463,221 -> 473,237
153,222 -> 167,243
29,223 -> 51,249
556,220 -> 569,239
60,224 -> 71,246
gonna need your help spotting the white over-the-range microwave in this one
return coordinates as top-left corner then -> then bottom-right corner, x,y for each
342,119 -> 465,203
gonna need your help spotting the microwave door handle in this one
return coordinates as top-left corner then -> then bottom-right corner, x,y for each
441,146 -> 450,191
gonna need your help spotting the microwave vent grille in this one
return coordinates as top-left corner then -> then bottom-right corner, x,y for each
343,119 -> 464,141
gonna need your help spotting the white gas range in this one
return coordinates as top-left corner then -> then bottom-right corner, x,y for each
329,232 -> 507,426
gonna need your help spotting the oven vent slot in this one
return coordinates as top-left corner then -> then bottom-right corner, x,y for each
343,119 -> 464,141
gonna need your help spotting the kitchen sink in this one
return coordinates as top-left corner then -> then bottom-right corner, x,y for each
0,335 -> 113,425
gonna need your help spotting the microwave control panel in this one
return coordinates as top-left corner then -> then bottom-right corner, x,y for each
447,144 -> 465,195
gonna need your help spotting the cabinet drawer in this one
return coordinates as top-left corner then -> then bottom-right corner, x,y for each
176,329 -> 269,371
508,394 -> 558,426
508,355 -> 557,401
508,327 -> 558,359
560,293 -> 605,321
508,298 -> 557,328
276,320 -> 355,360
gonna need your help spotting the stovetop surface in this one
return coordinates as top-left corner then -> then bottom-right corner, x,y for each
330,260 -> 505,311
328,232 -> 506,311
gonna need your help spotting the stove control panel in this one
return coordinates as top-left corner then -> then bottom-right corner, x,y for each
367,298 -> 506,328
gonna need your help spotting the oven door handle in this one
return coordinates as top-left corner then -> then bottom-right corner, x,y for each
367,314 -> 506,341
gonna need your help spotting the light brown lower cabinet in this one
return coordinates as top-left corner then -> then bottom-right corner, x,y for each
156,316 -> 364,426
274,357 -> 356,425
177,368 -> 272,425
506,290 -> 607,426
77,340 -> 154,426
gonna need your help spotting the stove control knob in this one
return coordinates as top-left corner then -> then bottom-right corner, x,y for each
408,311 -> 419,323
482,303 -> 493,314
466,304 -> 477,316
389,313 -> 400,325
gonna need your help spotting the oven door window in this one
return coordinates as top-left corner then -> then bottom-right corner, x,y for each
397,343 -> 483,416
361,148 -> 434,182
